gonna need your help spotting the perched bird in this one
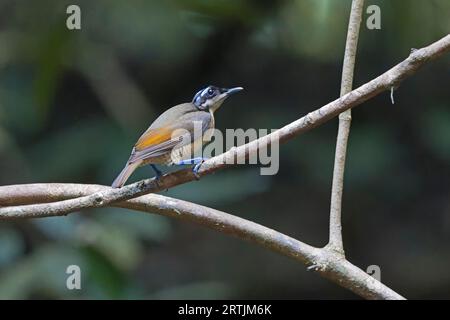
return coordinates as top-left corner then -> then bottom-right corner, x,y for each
111,85 -> 243,188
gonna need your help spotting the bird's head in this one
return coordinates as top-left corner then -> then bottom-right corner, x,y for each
192,85 -> 243,113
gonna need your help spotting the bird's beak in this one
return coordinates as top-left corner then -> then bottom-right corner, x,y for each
223,87 -> 244,96
210,87 -> 243,113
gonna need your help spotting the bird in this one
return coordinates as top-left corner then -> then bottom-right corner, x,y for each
111,85 -> 243,188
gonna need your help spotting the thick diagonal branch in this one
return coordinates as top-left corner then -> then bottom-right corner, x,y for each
0,183 -> 404,300
328,0 -> 365,254
1,35 -> 448,300
0,34 -> 449,219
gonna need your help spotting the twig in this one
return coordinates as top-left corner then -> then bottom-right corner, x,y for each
0,183 -> 405,300
0,34 -> 448,300
328,0 -> 365,254
390,86 -> 395,104
0,34 -> 449,219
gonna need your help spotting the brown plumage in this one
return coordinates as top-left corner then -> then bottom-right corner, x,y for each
111,85 -> 242,188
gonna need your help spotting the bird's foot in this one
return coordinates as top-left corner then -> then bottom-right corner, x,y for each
175,157 -> 208,180
150,165 -> 164,188
192,158 -> 208,180
151,164 -> 163,180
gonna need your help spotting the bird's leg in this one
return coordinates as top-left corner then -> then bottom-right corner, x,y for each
150,164 -> 163,180
175,157 -> 208,180
192,158 -> 207,180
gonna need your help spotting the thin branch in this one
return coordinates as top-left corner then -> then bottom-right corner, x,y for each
328,0 -> 365,254
0,183 -> 405,300
0,34 -> 448,300
0,34 -> 449,219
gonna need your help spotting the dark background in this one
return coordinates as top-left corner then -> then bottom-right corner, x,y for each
0,0 -> 449,299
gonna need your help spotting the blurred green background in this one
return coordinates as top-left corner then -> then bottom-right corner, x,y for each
0,0 -> 449,299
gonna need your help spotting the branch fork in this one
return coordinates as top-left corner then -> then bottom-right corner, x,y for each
0,30 -> 449,299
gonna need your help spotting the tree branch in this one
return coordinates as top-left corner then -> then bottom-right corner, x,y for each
0,34 -> 449,300
328,0 -> 364,254
0,183 -> 404,300
0,34 -> 448,219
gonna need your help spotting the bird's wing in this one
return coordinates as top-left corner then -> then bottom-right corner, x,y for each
128,112 -> 212,164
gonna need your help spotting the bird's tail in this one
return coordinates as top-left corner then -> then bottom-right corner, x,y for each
111,161 -> 141,188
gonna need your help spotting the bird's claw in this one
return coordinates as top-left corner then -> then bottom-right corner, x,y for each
192,160 -> 205,180
151,164 -> 163,181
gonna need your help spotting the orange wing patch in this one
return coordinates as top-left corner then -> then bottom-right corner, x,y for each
135,126 -> 174,151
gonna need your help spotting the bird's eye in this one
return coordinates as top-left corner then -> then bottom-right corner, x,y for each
207,88 -> 214,96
